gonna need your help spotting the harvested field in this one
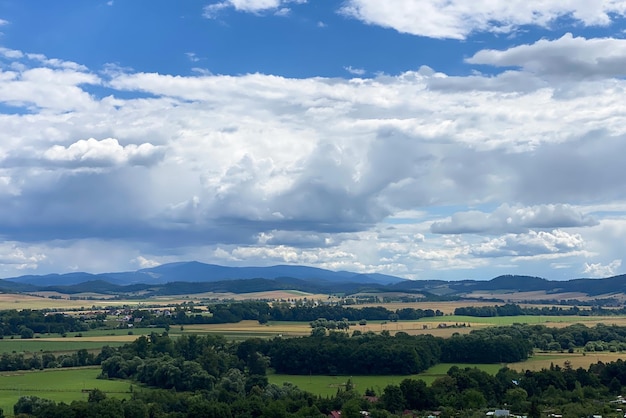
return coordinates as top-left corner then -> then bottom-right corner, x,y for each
352,301 -> 518,315
465,290 -> 592,302
508,351 -> 626,372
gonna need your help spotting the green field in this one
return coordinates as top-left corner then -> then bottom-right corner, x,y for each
0,340 -> 127,354
59,328 -> 167,338
268,363 -> 502,397
0,367 -> 133,415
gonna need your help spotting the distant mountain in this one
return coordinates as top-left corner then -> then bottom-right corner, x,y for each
4,264 -> 626,301
453,275 -> 555,292
3,262 -> 406,287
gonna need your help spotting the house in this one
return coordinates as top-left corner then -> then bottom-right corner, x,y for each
329,411 -> 341,418
486,410 -> 510,417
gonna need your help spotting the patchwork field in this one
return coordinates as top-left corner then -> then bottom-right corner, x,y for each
174,315 -> 626,339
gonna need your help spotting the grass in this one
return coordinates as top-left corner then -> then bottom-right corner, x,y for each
268,374 -> 416,397
269,351 -> 626,397
0,340 -> 127,354
0,367 -> 133,415
268,363 -> 503,397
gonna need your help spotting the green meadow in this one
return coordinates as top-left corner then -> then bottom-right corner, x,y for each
0,340 -> 129,354
0,367 -> 133,415
268,363 -> 503,397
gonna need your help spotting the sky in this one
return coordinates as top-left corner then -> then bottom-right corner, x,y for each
0,1 -> 626,281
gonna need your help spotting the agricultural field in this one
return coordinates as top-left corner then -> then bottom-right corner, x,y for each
507,351 -> 626,372
268,363 -> 509,397
169,315 -> 626,340
0,340 -> 127,354
269,351 -> 626,397
0,367 -> 132,415
0,328 -> 167,355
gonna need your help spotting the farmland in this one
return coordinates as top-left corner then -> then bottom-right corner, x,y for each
0,295 -> 623,417
0,291 -> 626,412
268,351 -> 626,397
0,367 -> 132,415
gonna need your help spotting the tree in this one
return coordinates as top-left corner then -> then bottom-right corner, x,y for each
310,327 -> 327,337
380,384 -> 404,413
123,399 -> 148,418
504,387 -> 528,412
461,389 -> 486,409
88,388 -> 107,403
341,399 -> 362,418
19,326 -> 34,339
400,378 -> 434,410
528,398 -> 541,418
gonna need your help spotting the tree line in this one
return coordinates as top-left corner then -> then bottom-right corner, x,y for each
454,303 -> 626,318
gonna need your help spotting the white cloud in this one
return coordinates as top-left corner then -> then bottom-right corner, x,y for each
583,259 -> 622,277
134,256 -> 161,269
0,47 -> 23,59
471,230 -> 585,258
344,66 -> 366,76
185,52 -> 200,63
43,138 -> 164,168
431,204 -> 598,234
203,2 -> 230,18
0,19 -> 9,26
203,0 -> 305,18
340,1 -> 626,39
25,53 -> 88,72
0,243 -> 46,271
0,63 -> 99,111
467,33 -> 626,79
0,43 -> 625,279
275,7 -> 291,16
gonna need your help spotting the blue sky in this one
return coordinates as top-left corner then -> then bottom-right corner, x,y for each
1,1 -> 626,281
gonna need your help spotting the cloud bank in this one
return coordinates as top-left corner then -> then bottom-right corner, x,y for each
0,33 -> 624,279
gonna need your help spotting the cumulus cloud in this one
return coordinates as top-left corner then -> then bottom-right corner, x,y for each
43,138 -> 164,168
1,41 -> 626,279
431,204 -> 598,234
340,1 -> 626,39
0,243 -> 46,271
471,230 -> 585,258
583,259 -> 622,277
467,34 -> 626,79
0,63 -> 99,111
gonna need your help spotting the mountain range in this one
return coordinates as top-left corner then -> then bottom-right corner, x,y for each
1,262 -> 625,300
1,261 -> 402,287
